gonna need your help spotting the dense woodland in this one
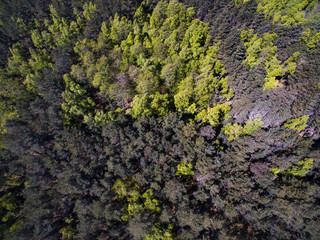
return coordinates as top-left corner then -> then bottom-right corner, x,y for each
0,0 -> 320,239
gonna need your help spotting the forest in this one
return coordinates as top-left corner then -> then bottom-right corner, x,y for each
0,0 -> 319,239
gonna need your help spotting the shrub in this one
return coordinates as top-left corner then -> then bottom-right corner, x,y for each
176,161 -> 194,176
283,115 -> 309,131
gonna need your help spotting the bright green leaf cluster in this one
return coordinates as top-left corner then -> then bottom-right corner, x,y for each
243,118 -> 264,135
286,158 -> 314,177
112,178 -> 160,221
61,74 -> 96,125
256,0 -> 317,26
271,165 -> 282,179
145,223 -> 174,240
236,0 -> 318,27
127,92 -> 171,118
241,29 -> 299,90
59,225 -> 76,240
0,174 -> 25,234
241,29 -> 278,68
83,2 -> 97,21
222,118 -> 264,141
283,115 -> 309,131
7,42 -> 53,92
0,105 -> 18,136
271,158 -> 314,178
59,215 -> 76,239
222,123 -> 244,141
0,191 -> 20,231
301,28 -> 320,51
234,0 -> 251,6
112,177 -> 141,202
0,65 -> 27,139
4,174 -> 24,187
44,5 -> 84,48
176,161 -> 194,176
264,51 -> 300,90
5,2 -> 95,94
195,102 -> 231,127
64,0 -> 233,127
0,193 -> 18,212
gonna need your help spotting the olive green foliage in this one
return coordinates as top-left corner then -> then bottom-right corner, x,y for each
286,158 -> 314,177
241,30 -> 278,68
5,2 -> 91,92
1,0 -> 320,239
270,165 -> 282,179
58,0 -> 233,127
4,174 -> 24,187
222,118 -> 264,141
59,216 -> 76,239
176,161 -> 194,176
0,102 -> 18,136
7,42 -> 53,92
44,5 -> 84,48
256,0 -> 318,26
0,67 -> 28,139
61,74 -> 95,125
83,2 -> 97,21
59,225 -> 76,240
6,4 -> 85,93
301,28 -> 320,51
242,118 -> 264,135
145,223 -> 174,240
264,51 -> 300,90
283,115 -> 309,131
234,0 -> 251,6
112,177 -> 141,202
112,178 -> 160,221
5,2 -> 115,127
222,123 -> 244,141
0,174 -> 24,236
271,158 -> 314,178
194,102 -> 231,127
236,0 -> 318,27
241,29 -> 299,90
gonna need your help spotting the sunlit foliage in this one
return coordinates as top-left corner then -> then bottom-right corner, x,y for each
241,29 -> 299,90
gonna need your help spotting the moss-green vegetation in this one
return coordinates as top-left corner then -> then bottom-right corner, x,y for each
222,118 -> 264,141
0,106 -> 17,136
271,158 -> 314,178
240,30 -> 278,69
59,216 -> 76,239
257,0 -> 317,26
145,223 -> 174,240
301,28 -> 320,51
12,0 -> 230,127
5,1 -> 234,128
176,161 -> 194,176
61,74 -> 95,125
286,158 -> 314,177
241,29 -> 299,90
112,178 -> 160,221
0,174 -> 24,237
222,123 -> 244,141
234,0 -> 251,6
283,115 -> 309,131
264,51 -> 300,90
236,0 -> 318,27
0,0 -> 319,239
59,225 -> 76,240
0,60 -> 29,140
270,165 -> 282,179
58,0 -> 233,126
4,174 -> 24,187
